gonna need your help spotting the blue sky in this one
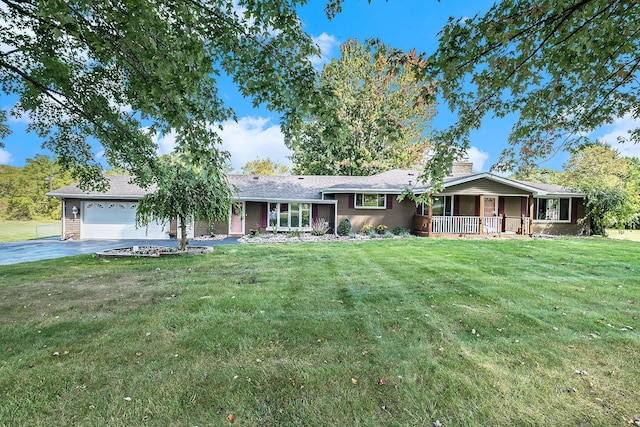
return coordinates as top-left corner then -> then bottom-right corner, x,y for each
1,0 -> 639,172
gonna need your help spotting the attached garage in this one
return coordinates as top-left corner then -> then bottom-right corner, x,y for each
82,200 -> 169,239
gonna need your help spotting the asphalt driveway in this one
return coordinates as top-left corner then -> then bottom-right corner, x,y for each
0,237 -> 239,266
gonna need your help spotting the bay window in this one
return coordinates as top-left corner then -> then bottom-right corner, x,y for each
269,202 -> 311,230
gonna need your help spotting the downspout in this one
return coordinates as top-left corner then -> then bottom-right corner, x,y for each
334,201 -> 338,236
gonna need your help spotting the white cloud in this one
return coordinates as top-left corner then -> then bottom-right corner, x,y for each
466,146 -> 489,172
218,117 -> 290,172
594,113 -> 640,159
310,32 -> 340,68
153,130 -> 178,156
0,148 -> 12,164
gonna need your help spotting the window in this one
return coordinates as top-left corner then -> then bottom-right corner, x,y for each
355,193 -> 386,209
535,198 -> 570,221
419,195 -> 453,216
268,202 -> 311,230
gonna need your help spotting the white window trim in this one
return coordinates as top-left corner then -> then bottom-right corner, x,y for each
534,197 -> 571,223
267,202 -> 313,231
419,195 -> 454,216
355,193 -> 386,209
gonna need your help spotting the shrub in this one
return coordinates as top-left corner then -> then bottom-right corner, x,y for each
288,229 -> 302,238
383,231 -> 394,239
392,226 -> 410,236
360,223 -> 374,234
367,230 -> 378,238
311,217 -> 329,236
375,224 -> 388,235
337,218 -> 352,236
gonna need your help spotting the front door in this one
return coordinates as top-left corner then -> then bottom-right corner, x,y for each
484,196 -> 497,217
229,202 -> 245,235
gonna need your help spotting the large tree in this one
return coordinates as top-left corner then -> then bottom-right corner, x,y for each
285,39 -> 435,176
562,143 -> 639,236
136,151 -> 232,250
0,0 -> 321,189
417,0 -> 640,187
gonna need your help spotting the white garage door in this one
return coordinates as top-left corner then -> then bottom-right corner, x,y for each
82,201 -> 169,239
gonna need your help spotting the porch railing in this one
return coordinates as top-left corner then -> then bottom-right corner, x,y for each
427,215 -> 531,235
431,216 -> 479,234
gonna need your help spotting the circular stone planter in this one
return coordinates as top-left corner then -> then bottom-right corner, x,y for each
96,245 -> 213,259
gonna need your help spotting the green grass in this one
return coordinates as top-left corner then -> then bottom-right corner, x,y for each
0,220 -> 60,242
0,238 -> 638,426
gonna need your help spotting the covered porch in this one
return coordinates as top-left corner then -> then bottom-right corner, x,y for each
413,193 -> 535,237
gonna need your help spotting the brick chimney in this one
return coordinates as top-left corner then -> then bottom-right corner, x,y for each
450,161 -> 473,175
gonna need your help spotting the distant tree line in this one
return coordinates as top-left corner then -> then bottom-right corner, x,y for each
0,155 -> 75,220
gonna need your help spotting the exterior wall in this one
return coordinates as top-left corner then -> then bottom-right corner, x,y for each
532,221 -> 588,236
314,204 -> 335,232
533,198 -> 590,236
245,201 -> 265,232
457,195 -> 477,216
335,193 -> 415,232
503,196 -> 524,217
443,179 -> 531,196
63,198 -> 82,239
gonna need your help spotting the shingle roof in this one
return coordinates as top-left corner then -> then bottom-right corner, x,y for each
511,179 -> 578,195
46,175 -> 155,199
47,170 -> 580,201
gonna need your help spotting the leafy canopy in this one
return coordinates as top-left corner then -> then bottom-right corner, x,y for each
240,158 -> 290,175
421,0 -> 640,187
0,0 -> 321,189
285,39 -> 435,176
136,151 -> 233,250
562,143 -> 639,236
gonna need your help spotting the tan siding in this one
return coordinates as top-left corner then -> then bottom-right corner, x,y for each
64,198 -> 82,239
457,195 -> 476,216
443,179 -> 530,195
336,194 -> 415,232
503,197 -> 523,217
533,221 -> 588,236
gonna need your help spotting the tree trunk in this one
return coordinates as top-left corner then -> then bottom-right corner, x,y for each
179,215 -> 188,250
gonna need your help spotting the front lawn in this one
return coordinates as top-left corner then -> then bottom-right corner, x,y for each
0,238 -> 638,426
0,220 -> 60,242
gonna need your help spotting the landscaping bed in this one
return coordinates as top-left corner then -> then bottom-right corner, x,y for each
96,245 -> 212,259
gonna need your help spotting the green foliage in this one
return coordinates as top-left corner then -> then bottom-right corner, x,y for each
561,143 -> 640,236
421,0 -> 640,187
240,158 -> 290,175
311,217 -> 329,236
286,39 -> 435,176
511,167 -> 563,185
337,217 -> 352,236
287,229 -> 303,238
0,155 -> 75,220
136,152 -> 233,250
0,1 -> 322,190
360,223 -> 374,234
392,226 -> 410,236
